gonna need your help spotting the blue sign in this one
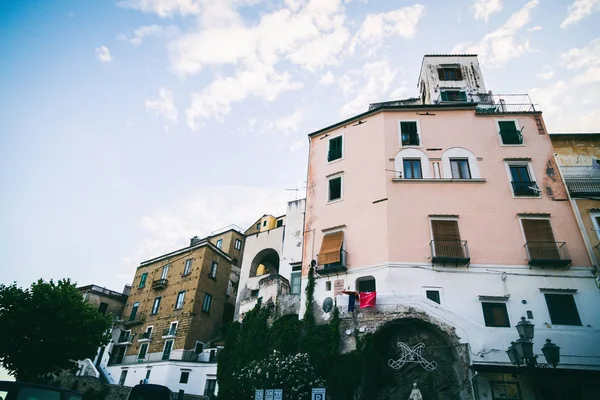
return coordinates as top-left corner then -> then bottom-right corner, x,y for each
265,389 -> 274,400
273,389 -> 283,400
312,388 -> 326,400
255,389 -> 264,400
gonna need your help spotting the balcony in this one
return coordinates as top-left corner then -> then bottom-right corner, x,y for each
162,328 -> 177,338
152,278 -> 168,290
117,331 -> 135,344
138,332 -> 152,341
317,250 -> 347,275
122,314 -> 144,327
109,348 -> 220,366
430,240 -> 470,266
525,242 -> 571,268
512,181 -> 541,197
561,166 -> 600,196
475,94 -> 538,114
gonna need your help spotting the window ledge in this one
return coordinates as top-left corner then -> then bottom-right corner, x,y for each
327,198 -> 343,204
392,178 -> 486,183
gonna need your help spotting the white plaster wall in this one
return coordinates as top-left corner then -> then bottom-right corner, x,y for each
280,199 -> 306,280
309,263 -> 600,370
105,362 -> 217,396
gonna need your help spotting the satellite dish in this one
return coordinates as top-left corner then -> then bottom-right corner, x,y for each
322,297 -> 333,313
311,259 -> 316,267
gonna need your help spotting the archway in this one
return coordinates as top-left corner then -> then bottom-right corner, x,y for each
249,248 -> 280,277
362,318 -> 470,400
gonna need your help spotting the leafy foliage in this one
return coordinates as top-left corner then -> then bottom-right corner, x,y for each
0,279 -> 112,381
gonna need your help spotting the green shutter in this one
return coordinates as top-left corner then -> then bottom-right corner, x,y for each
459,91 -> 467,101
441,91 -> 448,101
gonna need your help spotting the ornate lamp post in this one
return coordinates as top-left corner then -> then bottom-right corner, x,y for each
506,317 -> 560,368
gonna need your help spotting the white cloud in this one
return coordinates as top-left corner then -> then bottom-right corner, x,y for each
289,139 -> 305,152
350,4 -> 426,53
145,88 -> 178,123
473,0 -> 503,22
389,85 -> 410,99
319,71 -> 336,85
560,0 -> 600,28
267,110 -> 304,134
121,186 -> 292,267
339,60 -> 399,117
119,25 -> 180,46
527,25 -> 542,31
117,0 -> 201,18
94,45 -> 113,62
536,70 -> 554,80
560,38 -> 600,84
452,0 -> 539,67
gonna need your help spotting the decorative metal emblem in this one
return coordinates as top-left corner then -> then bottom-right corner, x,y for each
388,342 -> 437,371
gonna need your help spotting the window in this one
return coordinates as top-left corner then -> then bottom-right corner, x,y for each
202,293 -> 212,313
118,370 -> 128,385
328,176 -> 342,201
151,297 -> 161,314
162,340 -> 173,360
130,302 -> 139,321
175,291 -> 185,309
256,223 -> 261,229
98,302 -> 108,315
438,67 -> 463,81
165,321 -> 177,336
357,277 -> 376,292
431,219 -> 466,259
290,272 -> 301,294
328,136 -> 343,162
141,326 -> 153,340
161,265 -> 169,279
250,289 -> 259,297
263,220 -> 267,227
481,302 -> 510,327
544,293 -> 582,325
139,272 -> 148,288
195,342 -> 204,354
521,219 -> 560,260
276,219 -> 283,227
235,239 -> 242,250
216,239 -> 223,249
400,121 -> 420,146
180,371 -> 190,384
204,379 -> 217,397
145,370 -> 151,381
138,343 -> 149,359
403,159 -> 422,179
508,164 -> 539,197
325,281 -> 331,291
183,259 -> 193,276
440,90 -> 467,102
498,120 -> 523,145
450,159 -> 471,179
209,261 -> 218,279
426,290 -> 441,304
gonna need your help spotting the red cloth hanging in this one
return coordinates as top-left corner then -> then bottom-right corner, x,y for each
359,292 -> 376,308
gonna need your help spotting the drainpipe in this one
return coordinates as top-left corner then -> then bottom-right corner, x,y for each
552,153 -> 597,266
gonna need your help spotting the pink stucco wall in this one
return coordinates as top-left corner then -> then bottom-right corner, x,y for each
303,108 -> 591,273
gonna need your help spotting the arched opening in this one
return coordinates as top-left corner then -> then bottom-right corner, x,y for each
363,318 -> 469,400
249,248 -> 280,278
356,275 -> 376,292
394,148 -> 432,179
441,147 -> 480,179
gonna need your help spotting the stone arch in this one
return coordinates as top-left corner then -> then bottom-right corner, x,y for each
249,248 -> 280,278
362,317 -> 472,400
394,148 -> 433,178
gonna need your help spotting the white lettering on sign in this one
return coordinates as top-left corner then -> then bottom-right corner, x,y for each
273,389 -> 283,400
312,388 -> 326,400
255,389 -> 264,400
265,389 -> 274,400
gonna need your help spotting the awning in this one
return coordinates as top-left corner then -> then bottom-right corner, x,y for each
318,231 -> 344,265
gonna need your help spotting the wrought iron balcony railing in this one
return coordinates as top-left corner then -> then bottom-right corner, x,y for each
138,332 -> 152,341
162,328 -> 177,337
561,166 -> 600,196
117,331 -> 134,344
317,250 -> 347,274
122,313 -> 145,327
152,278 -> 168,290
475,94 -> 538,114
524,241 -> 571,268
511,181 -> 541,197
430,240 -> 470,266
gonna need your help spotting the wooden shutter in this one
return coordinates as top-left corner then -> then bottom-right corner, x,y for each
318,231 -> 344,265
437,68 -> 445,80
431,220 -> 463,257
522,219 -> 559,259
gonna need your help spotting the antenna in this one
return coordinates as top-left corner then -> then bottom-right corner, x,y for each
285,188 -> 299,200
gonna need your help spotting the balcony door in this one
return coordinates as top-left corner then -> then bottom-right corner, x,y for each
522,219 -> 559,259
431,220 -> 464,258
162,340 -> 173,360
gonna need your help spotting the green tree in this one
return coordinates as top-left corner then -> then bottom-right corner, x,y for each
0,279 -> 112,381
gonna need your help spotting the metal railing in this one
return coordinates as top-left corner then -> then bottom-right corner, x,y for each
138,332 -> 152,340
163,328 -> 177,337
317,250 -> 347,274
561,166 -> 600,196
430,240 -> 470,264
152,278 -> 168,289
524,242 -> 571,267
111,350 -> 219,366
511,181 -> 541,197
122,313 -> 145,326
475,94 -> 537,114
117,331 -> 135,344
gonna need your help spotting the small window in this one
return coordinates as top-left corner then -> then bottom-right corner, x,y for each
291,272 -> 302,294
498,121 -> 523,145
357,277 -> 376,292
151,297 -> 161,314
438,67 -> 463,81
180,371 -> 190,384
440,90 -> 467,102
481,302 -> 510,327
276,219 -> 283,227
98,302 -> 109,315
204,379 -> 217,397
544,293 -> 581,326
403,159 -> 422,179
183,259 -> 193,276
138,343 -> 149,359
400,121 -> 419,146
256,223 -> 261,230
426,290 -> 441,304
130,302 -> 140,321
263,220 -> 267,227
328,176 -> 342,201
328,136 -> 343,162
235,239 -> 242,250
202,293 -> 212,313
139,272 -> 148,288
167,322 -> 178,336
215,239 -> 223,249
119,370 -> 128,385
450,159 -> 471,179
161,265 -> 169,279
250,289 -> 259,297
325,281 -> 331,291
195,342 -> 204,354
209,261 -> 218,279
175,291 -> 185,309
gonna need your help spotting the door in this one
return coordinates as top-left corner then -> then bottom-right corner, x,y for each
522,219 -> 559,260
162,340 -> 173,360
114,346 -> 126,364
118,370 -> 128,386
431,220 -> 464,258
130,302 -> 139,321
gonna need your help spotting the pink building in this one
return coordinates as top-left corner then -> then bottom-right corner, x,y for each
302,55 -> 600,399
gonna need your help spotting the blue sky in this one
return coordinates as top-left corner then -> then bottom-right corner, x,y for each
1,0 -> 599,292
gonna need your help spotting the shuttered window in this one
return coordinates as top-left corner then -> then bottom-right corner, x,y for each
328,136 -> 343,162
437,67 -> 463,81
328,176 -> 342,201
400,121 -> 419,146
318,231 -> 344,265
544,294 -> 582,326
522,219 -> 559,259
431,220 -> 464,258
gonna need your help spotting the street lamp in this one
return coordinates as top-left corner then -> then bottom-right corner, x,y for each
505,317 -> 560,368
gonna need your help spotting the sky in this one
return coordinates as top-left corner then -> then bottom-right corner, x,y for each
1,0 -> 599,293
